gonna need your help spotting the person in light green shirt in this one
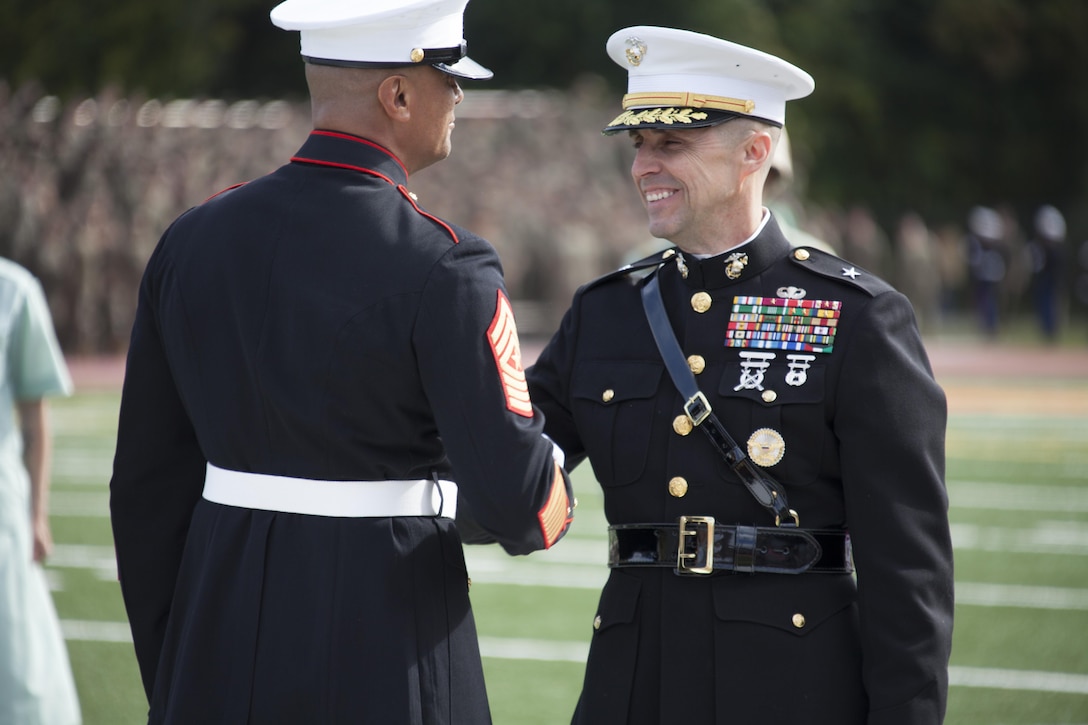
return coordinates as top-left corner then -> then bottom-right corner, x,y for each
0,256 -> 81,725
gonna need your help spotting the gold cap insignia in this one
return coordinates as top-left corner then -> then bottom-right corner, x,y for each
625,37 -> 647,66
747,427 -> 785,467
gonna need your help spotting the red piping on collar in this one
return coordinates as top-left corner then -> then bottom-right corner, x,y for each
397,186 -> 459,244
290,156 -> 398,187
309,130 -> 409,178
290,136 -> 458,244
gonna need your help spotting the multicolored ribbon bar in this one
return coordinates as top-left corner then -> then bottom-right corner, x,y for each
726,296 -> 842,353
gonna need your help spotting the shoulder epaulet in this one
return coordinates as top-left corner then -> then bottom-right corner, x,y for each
787,246 -> 894,298
203,182 -> 246,203
398,186 -> 460,244
583,247 -> 678,292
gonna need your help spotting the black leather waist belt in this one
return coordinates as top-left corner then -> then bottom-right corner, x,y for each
608,518 -> 853,576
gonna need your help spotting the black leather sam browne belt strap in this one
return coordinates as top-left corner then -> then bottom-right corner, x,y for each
640,269 -> 798,527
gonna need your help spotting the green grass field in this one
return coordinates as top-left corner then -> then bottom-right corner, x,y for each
42,354 -> 1088,724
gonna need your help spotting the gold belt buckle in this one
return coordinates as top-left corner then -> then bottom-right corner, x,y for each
676,515 -> 715,575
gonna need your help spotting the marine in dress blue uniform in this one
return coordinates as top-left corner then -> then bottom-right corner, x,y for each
526,27 -> 954,724
109,2 -> 573,723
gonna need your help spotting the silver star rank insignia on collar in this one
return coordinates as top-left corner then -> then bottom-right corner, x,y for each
842,266 -> 860,279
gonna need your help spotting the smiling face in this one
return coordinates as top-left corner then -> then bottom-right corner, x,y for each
629,121 -> 770,254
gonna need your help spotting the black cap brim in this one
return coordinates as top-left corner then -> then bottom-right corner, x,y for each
435,56 -> 492,80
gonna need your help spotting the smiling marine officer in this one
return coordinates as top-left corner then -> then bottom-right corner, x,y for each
526,26 -> 954,724
109,1 -> 574,722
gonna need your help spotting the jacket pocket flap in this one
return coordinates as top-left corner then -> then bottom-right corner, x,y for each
595,571 -> 642,632
572,361 -> 663,404
712,576 -> 855,636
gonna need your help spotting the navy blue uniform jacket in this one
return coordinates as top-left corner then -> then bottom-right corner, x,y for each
527,216 -> 954,725
110,131 -> 573,724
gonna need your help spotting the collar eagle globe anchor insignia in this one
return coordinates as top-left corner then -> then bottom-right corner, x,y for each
625,37 -> 647,66
724,252 -> 749,280
747,427 -> 785,467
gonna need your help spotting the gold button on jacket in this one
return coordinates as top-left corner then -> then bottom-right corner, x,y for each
668,476 -> 688,497
672,415 -> 693,436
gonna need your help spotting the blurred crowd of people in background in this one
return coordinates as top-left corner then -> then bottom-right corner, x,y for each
3,83 -> 1085,353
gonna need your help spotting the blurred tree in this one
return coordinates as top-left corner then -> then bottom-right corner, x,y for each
463,0 -> 788,89
0,0 -> 1084,230
0,0 -> 304,98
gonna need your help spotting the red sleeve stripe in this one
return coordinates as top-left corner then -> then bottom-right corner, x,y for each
538,463 -> 572,549
487,291 -> 532,417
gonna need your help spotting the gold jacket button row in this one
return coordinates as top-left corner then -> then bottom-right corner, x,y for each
593,615 -> 602,630
668,476 -> 688,498
672,415 -> 693,436
687,354 -> 705,375
691,292 -> 712,313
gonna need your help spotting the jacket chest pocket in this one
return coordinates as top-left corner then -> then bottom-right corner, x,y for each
717,358 -> 829,486
571,361 -> 663,487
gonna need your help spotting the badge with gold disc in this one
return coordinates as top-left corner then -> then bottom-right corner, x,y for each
747,427 -> 785,467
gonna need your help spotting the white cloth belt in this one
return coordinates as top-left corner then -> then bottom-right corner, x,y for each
203,463 -> 457,519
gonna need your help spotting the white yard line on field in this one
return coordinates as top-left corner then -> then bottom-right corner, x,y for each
949,481 -> 1088,512
948,666 -> 1088,695
46,541 -> 1088,612
951,521 -> 1088,556
955,582 -> 1088,610
57,621 -> 1088,696
49,480 -> 1088,517
61,619 -> 132,643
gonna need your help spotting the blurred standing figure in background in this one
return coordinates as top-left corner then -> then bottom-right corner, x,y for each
0,257 -> 81,725
762,127 -> 837,255
109,0 -> 573,722
528,26 -> 953,725
841,205 -> 891,280
1027,205 -> 1067,342
894,211 -> 940,334
966,205 -> 1007,338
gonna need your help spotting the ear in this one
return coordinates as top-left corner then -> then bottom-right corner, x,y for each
377,74 -> 412,122
743,130 -> 774,168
